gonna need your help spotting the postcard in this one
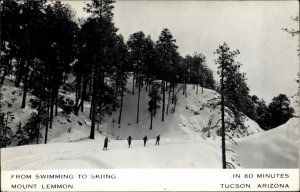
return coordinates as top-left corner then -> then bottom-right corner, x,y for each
1,0 -> 299,191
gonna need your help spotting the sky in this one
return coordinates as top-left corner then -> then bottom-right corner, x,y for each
69,0 -> 299,103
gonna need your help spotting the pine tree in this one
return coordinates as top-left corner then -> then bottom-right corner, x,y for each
84,0 -> 117,139
41,1 -> 78,129
156,28 -> 178,122
182,55 -> 193,97
111,35 -> 129,125
193,53 -> 206,95
214,42 -> 250,169
148,82 -> 161,130
74,18 -> 98,116
269,94 -> 294,128
127,31 -> 148,124
143,36 -> 157,92
15,1 -> 46,109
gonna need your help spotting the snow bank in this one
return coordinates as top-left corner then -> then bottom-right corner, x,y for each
235,118 -> 299,168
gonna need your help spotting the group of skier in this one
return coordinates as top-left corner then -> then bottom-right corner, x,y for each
103,135 -> 160,150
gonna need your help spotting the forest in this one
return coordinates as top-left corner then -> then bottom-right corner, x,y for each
0,0 -> 296,167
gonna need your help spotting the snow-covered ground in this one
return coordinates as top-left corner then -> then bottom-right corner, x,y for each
1,79 -> 299,169
1,118 -> 299,169
1,138 -> 223,170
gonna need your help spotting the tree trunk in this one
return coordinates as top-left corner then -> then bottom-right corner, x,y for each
141,73 -> 144,87
162,80 -> 165,121
81,75 -> 88,112
90,66 -> 99,139
44,93 -> 51,144
118,89 -> 124,125
98,72 -> 104,119
21,60 -> 30,109
166,81 -> 168,92
49,90 -> 54,129
88,74 -> 92,95
137,71 -> 141,124
132,72 -> 135,95
173,92 -> 177,113
55,93 -> 58,116
89,74 -> 94,119
221,58 -> 226,169
166,87 -> 171,115
150,108 -> 153,130
15,59 -> 24,87
113,85 -> 118,112
36,120 -> 40,144
75,76 -> 81,115
44,120 -> 49,144
172,83 -> 175,103
89,104 -> 93,119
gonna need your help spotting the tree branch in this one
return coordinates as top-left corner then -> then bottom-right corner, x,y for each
225,148 -> 236,154
225,138 -> 238,146
226,162 -> 235,169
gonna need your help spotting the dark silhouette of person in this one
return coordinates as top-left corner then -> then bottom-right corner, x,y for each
127,136 -> 132,148
143,136 -> 148,147
155,135 -> 160,146
103,137 -> 109,150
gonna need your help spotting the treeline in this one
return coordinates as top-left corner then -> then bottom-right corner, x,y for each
0,0 -> 216,146
249,94 -> 294,130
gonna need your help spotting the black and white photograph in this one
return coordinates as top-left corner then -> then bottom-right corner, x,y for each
0,0 -> 299,191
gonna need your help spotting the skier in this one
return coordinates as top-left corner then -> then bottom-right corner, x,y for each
127,136 -> 132,148
143,136 -> 148,147
103,136 -> 109,150
155,135 -> 160,146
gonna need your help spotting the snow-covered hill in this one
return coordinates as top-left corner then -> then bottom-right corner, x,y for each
1,78 -> 298,169
235,117 -> 299,168
1,78 -> 262,144
100,83 -> 262,141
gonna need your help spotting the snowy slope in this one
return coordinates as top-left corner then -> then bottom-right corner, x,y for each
3,78 -> 297,169
235,118 -> 299,168
0,80 -> 94,145
99,81 -> 263,142
1,78 -> 263,145
1,81 -> 37,129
